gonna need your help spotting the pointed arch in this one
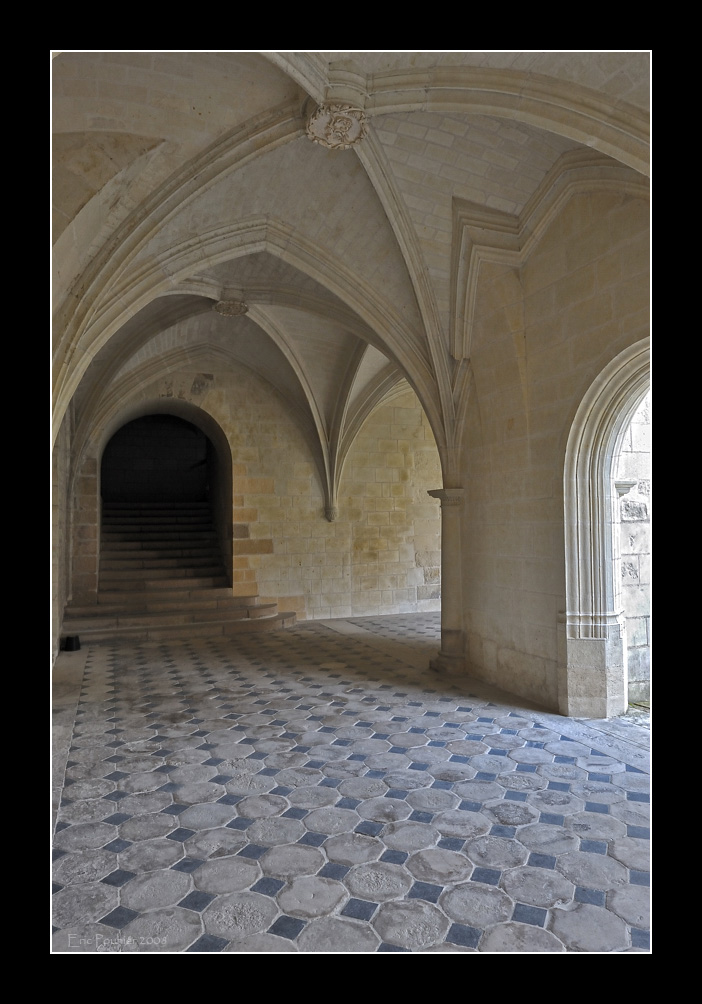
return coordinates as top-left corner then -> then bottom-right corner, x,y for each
560,339 -> 650,717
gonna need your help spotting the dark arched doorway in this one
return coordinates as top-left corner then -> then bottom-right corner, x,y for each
101,414 -> 212,503
100,413 -> 232,589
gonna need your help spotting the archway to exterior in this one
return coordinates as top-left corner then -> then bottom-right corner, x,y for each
561,340 -> 650,718
615,391 -> 651,705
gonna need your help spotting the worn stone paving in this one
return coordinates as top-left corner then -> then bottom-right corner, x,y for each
52,614 -> 651,953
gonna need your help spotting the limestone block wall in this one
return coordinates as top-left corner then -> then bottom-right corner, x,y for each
70,454 -> 100,608
52,413 -> 72,659
616,391 -> 651,702
335,396 -> 442,618
53,404 -> 102,655
100,365 -> 441,621
240,381 -> 442,619
461,189 -> 649,712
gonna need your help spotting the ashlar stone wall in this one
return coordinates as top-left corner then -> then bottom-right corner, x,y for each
461,189 -> 649,712
241,380 -> 442,619
335,396 -> 442,618
52,412 -> 73,657
78,363 -> 441,623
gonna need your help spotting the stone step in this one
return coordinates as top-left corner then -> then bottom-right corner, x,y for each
103,502 -> 211,510
102,507 -> 215,521
102,526 -> 215,542
102,544 -> 219,560
102,501 -> 211,509
68,590 -> 261,615
102,588 -> 258,606
103,508 -> 213,518
61,501 -> 295,643
101,563 -> 226,580
101,554 -> 222,571
101,543 -> 220,558
100,574 -> 230,592
61,611 -> 297,645
62,602 -> 279,632
102,530 -> 218,542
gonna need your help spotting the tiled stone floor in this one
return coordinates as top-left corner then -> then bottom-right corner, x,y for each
52,614 -> 651,953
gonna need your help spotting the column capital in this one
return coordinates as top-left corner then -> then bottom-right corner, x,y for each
427,487 -> 464,508
614,479 -> 637,498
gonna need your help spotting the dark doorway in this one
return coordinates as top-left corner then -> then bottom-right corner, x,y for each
101,415 -> 212,502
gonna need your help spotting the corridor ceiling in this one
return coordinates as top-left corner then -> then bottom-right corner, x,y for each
52,52 -> 650,502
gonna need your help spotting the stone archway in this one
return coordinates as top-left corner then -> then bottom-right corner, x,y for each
100,408 -> 234,591
560,340 -> 650,718
69,403 -> 234,606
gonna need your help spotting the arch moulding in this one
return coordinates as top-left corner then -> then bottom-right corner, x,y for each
559,339 -> 650,718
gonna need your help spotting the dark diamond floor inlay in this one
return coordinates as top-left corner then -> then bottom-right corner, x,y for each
52,615 -> 649,953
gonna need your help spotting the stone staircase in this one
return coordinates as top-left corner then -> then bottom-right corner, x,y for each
61,501 -> 296,645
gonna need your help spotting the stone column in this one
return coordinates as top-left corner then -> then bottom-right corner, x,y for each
427,488 -> 465,676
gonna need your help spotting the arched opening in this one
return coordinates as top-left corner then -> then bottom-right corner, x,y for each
101,414 -> 211,503
615,391 -> 651,706
561,340 -> 650,718
99,412 -> 233,590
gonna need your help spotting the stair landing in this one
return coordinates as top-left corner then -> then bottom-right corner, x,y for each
61,501 -> 295,645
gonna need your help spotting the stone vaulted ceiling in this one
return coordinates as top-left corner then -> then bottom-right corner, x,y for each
52,51 -> 650,507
